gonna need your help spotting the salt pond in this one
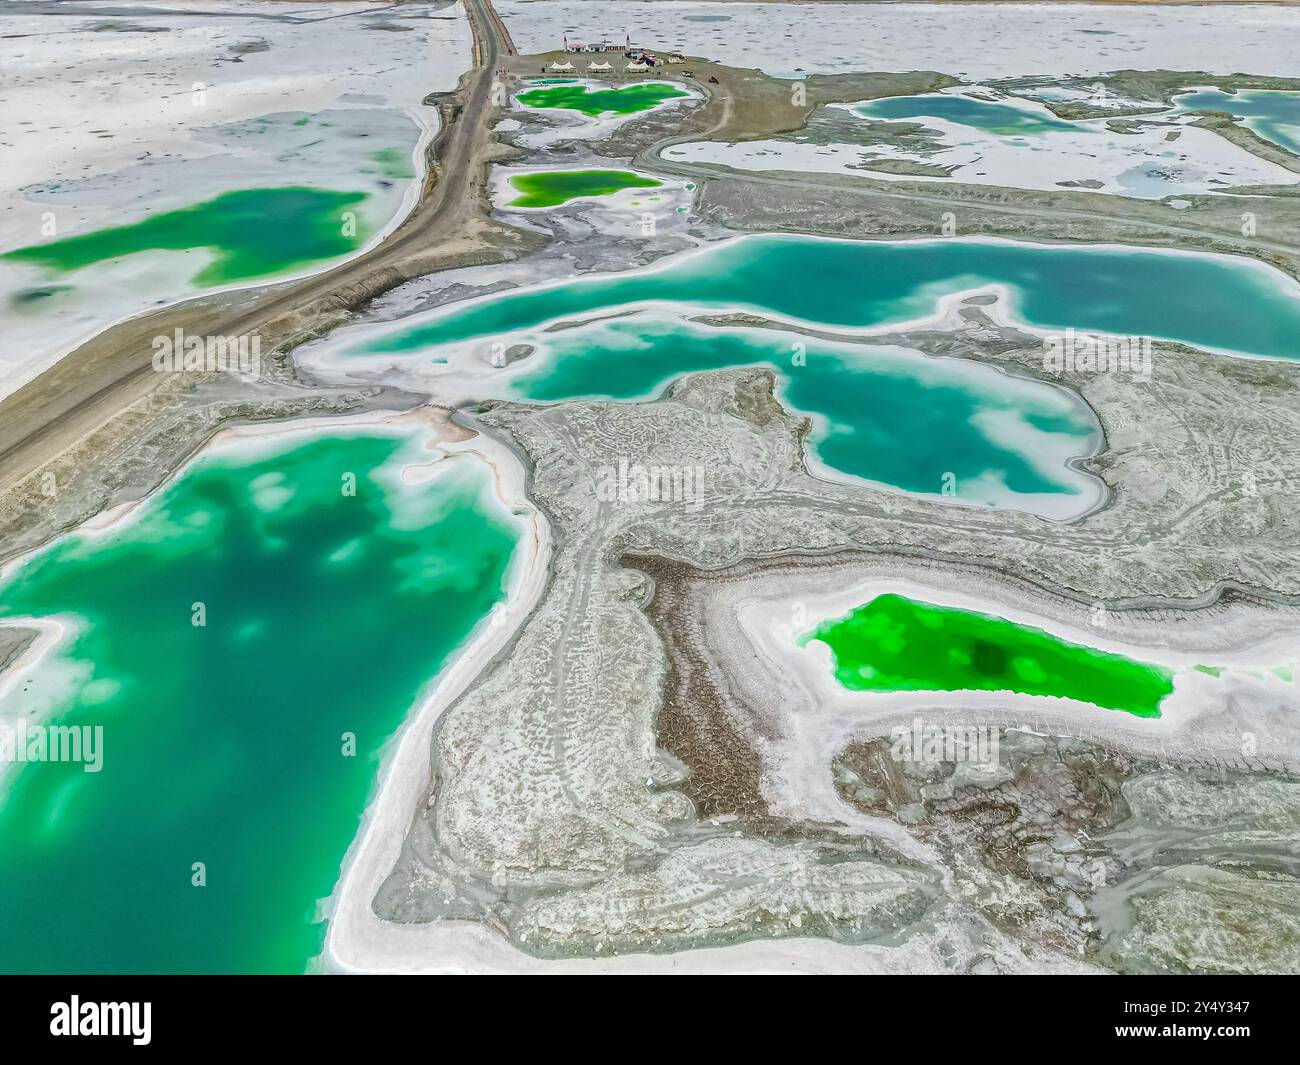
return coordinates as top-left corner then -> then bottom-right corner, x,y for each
344,233 -> 1300,363
4,186 -> 370,287
502,168 -> 663,209
302,233 -> 1300,513
501,315 -> 1102,515
516,81 -> 690,118
509,79 -> 698,149
1173,88 -> 1300,156
803,593 -> 1174,718
0,421 -> 522,972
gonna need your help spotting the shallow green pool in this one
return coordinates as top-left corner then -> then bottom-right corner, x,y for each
516,81 -> 689,118
802,593 -> 1174,717
506,168 -> 663,208
2,186 -> 370,286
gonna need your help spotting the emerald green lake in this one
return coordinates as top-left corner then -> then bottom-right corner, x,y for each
803,593 -> 1175,717
355,235 -> 1300,362
515,82 -> 689,118
507,169 -> 663,208
2,187 -> 370,286
0,428 -> 519,973
1173,88 -> 1300,155
506,315 -> 1099,509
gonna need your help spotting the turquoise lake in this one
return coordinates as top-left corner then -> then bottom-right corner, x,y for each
332,234 -> 1300,510
0,427 -> 520,973
1173,88 -> 1300,156
505,315 -> 1100,511
354,236 -> 1300,362
855,94 -> 1083,135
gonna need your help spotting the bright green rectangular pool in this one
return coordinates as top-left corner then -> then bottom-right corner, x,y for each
802,593 -> 1174,717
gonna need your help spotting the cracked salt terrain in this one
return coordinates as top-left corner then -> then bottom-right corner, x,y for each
316,7 -> 1300,974
3,0 -> 1294,977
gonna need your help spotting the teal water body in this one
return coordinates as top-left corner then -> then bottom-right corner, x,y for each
855,94 -> 1083,135
507,316 -> 1099,508
0,428 -> 520,973
354,234 -> 1300,362
1173,88 -> 1300,155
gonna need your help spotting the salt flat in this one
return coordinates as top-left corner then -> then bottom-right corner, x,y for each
0,0 -> 472,400
496,1 -> 1300,79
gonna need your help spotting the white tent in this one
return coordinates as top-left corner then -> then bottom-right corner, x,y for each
549,61 -> 574,71
625,61 -> 649,72
587,61 -> 612,72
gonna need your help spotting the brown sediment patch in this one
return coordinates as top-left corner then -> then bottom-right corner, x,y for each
631,553 -> 770,823
630,547 -> 860,842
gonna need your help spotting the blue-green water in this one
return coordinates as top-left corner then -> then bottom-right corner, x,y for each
0,427 -> 520,973
354,235 -> 1300,363
855,94 -> 1083,136
1173,88 -> 1300,156
506,315 -> 1099,509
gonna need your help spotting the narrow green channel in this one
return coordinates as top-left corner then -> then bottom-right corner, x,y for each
354,235 -> 1300,362
507,169 -> 662,208
2,187 -> 369,286
0,429 -> 519,973
516,82 -> 689,117
802,593 -> 1175,717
